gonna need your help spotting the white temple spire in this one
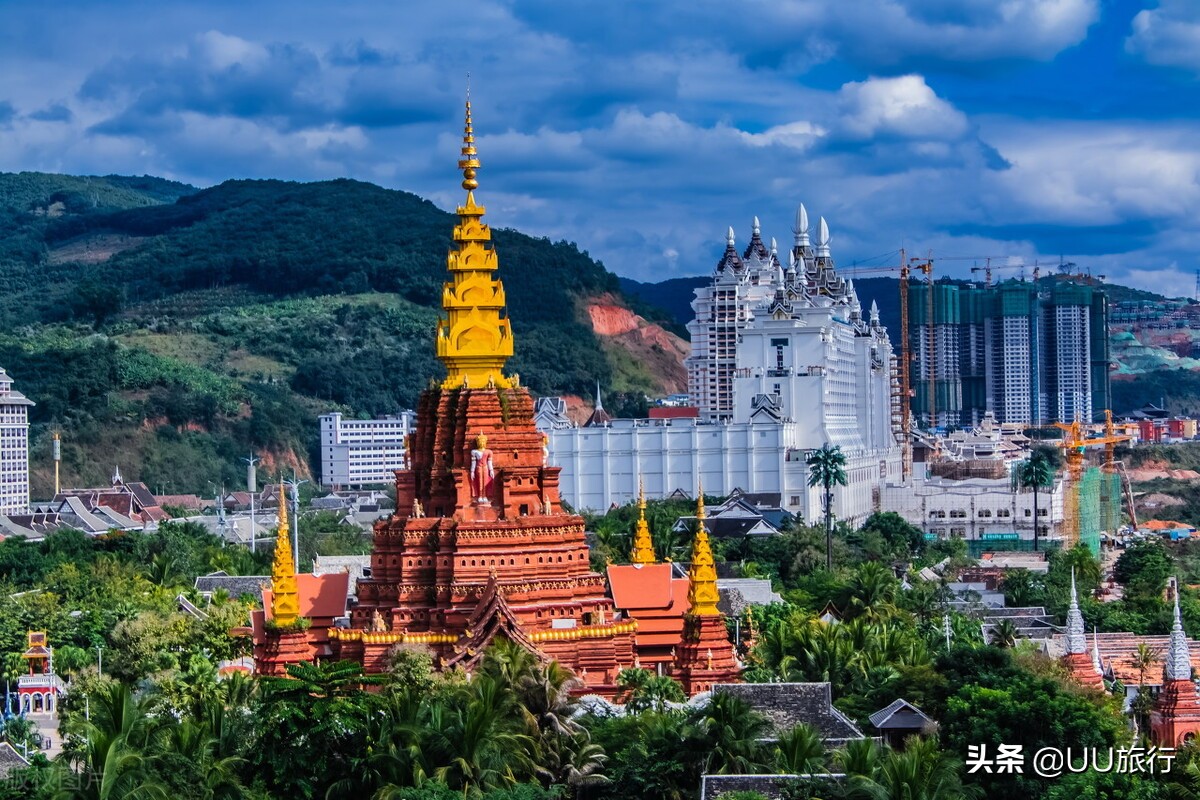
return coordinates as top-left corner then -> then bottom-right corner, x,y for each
793,203 -> 810,248
1091,626 -> 1103,675
870,299 -> 880,325
727,226 -> 735,247
594,380 -> 604,412
1066,567 -> 1087,655
1166,577 -> 1192,681
816,216 -> 831,258
752,216 -> 761,237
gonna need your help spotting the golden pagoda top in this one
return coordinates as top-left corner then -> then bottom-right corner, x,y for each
436,86 -> 514,390
630,478 -> 656,565
271,482 -> 300,626
687,483 -> 720,617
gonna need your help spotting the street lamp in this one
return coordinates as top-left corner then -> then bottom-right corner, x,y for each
242,454 -> 259,553
284,472 -> 310,574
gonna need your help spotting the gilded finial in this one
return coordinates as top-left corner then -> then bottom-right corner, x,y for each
687,480 -> 720,616
630,476 -> 656,565
270,481 -> 299,626
459,78 -> 480,193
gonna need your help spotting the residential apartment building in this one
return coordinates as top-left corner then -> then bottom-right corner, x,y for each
319,412 -> 415,489
0,368 -> 33,514
911,279 -> 1109,427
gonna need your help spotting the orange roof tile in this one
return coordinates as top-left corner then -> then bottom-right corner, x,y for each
262,573 -> 350,622
608,563 -> 676,610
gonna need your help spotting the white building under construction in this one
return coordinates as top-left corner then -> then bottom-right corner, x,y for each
545,206 -> 903,524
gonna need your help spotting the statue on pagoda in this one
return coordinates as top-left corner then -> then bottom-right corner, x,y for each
470,433 -> 495,503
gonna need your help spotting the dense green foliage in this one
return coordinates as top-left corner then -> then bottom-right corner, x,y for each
0,172 -> 674,496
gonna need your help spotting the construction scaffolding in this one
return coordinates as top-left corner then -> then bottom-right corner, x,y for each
1076,467 -> 1119,556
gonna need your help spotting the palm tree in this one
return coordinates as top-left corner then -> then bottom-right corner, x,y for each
774,724 -> 825,775
57,683 -> 168,800
988,619 -> 1019,648
808,443 -> 848,570
1016,449 -> 1055,552
868,736 -> 981,800
690,692 -> 772,775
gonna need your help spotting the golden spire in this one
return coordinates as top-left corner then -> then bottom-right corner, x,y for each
271,482 -> 299,626
687,482 -> 720,616
630,478 -> 656,564
436,82 -> 514,391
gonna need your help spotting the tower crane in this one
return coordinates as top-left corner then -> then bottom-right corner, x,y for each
969,261 -> 1041,287
844,253 -> 935,480
1053,413 -> 1132,549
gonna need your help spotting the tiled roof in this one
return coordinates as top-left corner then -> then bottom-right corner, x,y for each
1050,632 -> 1200,686
869,698 -> 935,731
608,563 -> 678,610
0,742 -> 30,778
262,573 -> 351,622
712,683 -> 865,745
195,572 -> 270,599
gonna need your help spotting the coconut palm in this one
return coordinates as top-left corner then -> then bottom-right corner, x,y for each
988,619 -> 1019,648
57,683 -> 168,800
808,443 -> 848,570
867,736 -> 981,800
774,723 -> 825,774
690,691 -> 772,775
1016,449 -> 1056,552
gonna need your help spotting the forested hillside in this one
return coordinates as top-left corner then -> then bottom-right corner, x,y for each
0,173 -> 677,496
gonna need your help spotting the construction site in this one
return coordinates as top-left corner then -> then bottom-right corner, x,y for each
858,258 -> 1128,556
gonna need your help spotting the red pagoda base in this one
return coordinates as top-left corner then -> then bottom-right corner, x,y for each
1062,653 -> 1104,690
255,631 -> 311,678
674,615 -> 741,695
1151,679 -> 1200,747
331,387 -> 636,695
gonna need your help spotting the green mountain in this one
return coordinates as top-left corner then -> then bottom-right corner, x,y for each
0,173 -> 676,498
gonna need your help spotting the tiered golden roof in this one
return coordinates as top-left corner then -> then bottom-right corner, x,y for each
630,478 -> 657,564
687,485 -> 721,616
271,482 -> 299,626
436,91 -> 514,390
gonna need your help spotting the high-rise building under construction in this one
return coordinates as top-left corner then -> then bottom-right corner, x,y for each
911,280 -> 1109,427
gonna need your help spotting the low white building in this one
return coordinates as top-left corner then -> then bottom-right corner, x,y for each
879,476 -> 1066,544
319,411 -> 415,489
0,368 -> 33,515
547,208 -> 902,524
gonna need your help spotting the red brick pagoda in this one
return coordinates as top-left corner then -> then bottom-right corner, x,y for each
1151,581 -> 1200,746
329,95 -> 635,694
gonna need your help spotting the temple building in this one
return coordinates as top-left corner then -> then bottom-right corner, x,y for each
607,484 -> 691,673
545,208 -> 903,525
1151,580 -> 1200,746
1060,569 -> 1104,690
328,97 -> 636,695
252,486 -> 350,676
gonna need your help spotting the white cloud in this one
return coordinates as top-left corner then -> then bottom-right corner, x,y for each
1126,0 -> 1200,72
835,75 -> 968,141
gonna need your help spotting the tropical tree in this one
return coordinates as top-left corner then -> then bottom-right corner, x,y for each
988,620 -> 1019,649
807,443 -> 848,570
774,724 -> 825,775
689,692 -> 772,776
57,682 -> 168,800
867,736 -> 981,800
1015,449 -> 1055,552
617,668 -> 685,713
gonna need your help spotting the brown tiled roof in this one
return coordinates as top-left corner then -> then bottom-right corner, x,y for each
1052,632 -> 1200,686
443,576 -> 546,671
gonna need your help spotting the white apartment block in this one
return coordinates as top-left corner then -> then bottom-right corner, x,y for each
548,206 -> 902,524
319,412 -> 415,489
0,368 -> 33,514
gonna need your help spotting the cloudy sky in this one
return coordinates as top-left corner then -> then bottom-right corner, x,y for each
1,0 -> 1198,294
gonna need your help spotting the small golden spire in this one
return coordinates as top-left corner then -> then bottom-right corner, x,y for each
458,76 -> 480,193
630,477 -> 656,564
270,482 -> 300,626
687,481 -> 720,617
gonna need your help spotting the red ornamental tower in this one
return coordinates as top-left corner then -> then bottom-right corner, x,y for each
330,94 -> 635,694
1151,582 -> 1200,746
1061,569 -> 1104,689
673,490 -> 741,694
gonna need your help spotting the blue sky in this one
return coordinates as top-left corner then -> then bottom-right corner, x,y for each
1,0 -> 1198,294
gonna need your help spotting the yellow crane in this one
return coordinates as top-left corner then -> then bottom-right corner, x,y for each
1054,411 -> 1131,547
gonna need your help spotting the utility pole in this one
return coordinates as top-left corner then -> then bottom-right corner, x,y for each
52,429 -> 61,496
243,454 -> 259,553
285,471 -> 310,574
